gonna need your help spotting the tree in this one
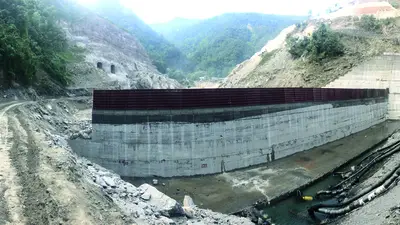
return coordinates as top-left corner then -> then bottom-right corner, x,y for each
0,0 -> 74,87
287,24 -> 344,61
359,15 -> 382,32
309,24 -> 344,61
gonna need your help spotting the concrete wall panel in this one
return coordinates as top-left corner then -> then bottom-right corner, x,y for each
78,98 -> 388,177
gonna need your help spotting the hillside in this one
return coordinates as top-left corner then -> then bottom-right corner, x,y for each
0,0 -> 182,94
152,13 -> 306,78
220,14 -> 400,88
151,18 -> 201,38
55,0 -> 181,91
87,0 -> 191,75
0,0 -> 72,91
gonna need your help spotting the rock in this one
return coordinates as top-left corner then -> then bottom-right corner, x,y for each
141,192 -> 151,201
125,184 -> 137,193
183,195 -> 196,208
102,176 -> 117,188
183,195 -> 196,218
138,184 -> 184,217
95,176 -> 107,188
144,208 -> 153,215
153,179 -> 159,185
79,130 -> 91,139
120,193 -> 127,198
132,211 -> 140,218
183,207 -> 195,218
131,191 -> 139,197
157,216 -> 176,225
69,133 -> 79,140
138,201 -> 148,209
88,166 -> 97,174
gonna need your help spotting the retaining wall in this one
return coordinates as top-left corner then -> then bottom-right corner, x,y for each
325,53 -> 400,119
81,88 -> 388,177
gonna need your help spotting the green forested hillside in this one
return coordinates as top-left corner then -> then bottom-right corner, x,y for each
153,13 -> 306,78
0,0 -> 74,87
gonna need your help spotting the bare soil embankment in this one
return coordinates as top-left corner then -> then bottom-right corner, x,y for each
0,98 -> 253,225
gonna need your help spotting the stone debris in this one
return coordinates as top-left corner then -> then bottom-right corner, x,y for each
138,184 -> 184,217
102,176 -> 117,188
78,156 -> 253,224
183,196 -> 196,218
22,98 -> 253,225
141,192 -> 152,201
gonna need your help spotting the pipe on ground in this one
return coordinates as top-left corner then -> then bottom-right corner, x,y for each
309,163 -> 400,218
316,143 -> 400,198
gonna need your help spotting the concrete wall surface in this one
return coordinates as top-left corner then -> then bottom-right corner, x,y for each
81,98 -> 388,177
325,53 -> 400,119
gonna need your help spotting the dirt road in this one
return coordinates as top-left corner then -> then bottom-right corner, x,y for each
0,101 -> 126,225
0,102 -> 27,225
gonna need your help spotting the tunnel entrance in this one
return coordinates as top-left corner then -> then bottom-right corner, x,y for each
111,65 -> 116,74
97,62 -> 103,70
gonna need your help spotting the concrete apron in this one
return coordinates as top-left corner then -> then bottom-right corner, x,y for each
126,120 -> 400,214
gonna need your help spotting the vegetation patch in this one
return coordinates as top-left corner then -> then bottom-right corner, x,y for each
0,0 -> 81,88
357,15 -> 397,33
390,0 -> 400,9
287,24 -> 344,62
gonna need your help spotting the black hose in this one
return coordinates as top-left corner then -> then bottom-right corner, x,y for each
315,169 -> 400,216
309,162 -> 400,217
336,144 -> 400,188
355,139 -> 400,167
326,142 -> 400,193
317,144 -> 400,198
332,139 -> 400,186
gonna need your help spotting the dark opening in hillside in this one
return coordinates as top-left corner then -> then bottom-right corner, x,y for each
97,62 -> 103,69
111,65 -> 116,74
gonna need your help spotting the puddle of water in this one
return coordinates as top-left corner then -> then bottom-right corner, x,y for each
262,142 -> 389,225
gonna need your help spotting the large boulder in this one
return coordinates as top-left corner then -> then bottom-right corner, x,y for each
138,184 -> 184,217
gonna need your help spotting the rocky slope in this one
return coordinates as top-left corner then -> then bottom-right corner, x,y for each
59,0 -> 182,90
220,13 -> 400,88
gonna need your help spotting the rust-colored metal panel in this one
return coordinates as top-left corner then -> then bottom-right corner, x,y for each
93,88 -> 388,110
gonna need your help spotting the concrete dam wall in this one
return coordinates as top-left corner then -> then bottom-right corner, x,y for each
83,88 -> 388,178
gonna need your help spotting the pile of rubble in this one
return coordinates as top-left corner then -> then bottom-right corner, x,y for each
79,156 -> 253,225
23,98 -> 254,224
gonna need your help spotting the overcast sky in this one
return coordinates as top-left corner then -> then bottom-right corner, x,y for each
79,0 -> 338,24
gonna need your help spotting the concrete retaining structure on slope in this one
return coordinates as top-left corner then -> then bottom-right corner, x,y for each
325,53 -> 400,119
82,88 -> 388,178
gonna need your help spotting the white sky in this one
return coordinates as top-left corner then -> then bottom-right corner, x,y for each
78,0 -> 340,24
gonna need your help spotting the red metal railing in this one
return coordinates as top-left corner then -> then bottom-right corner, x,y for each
92,88 -> 388,110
